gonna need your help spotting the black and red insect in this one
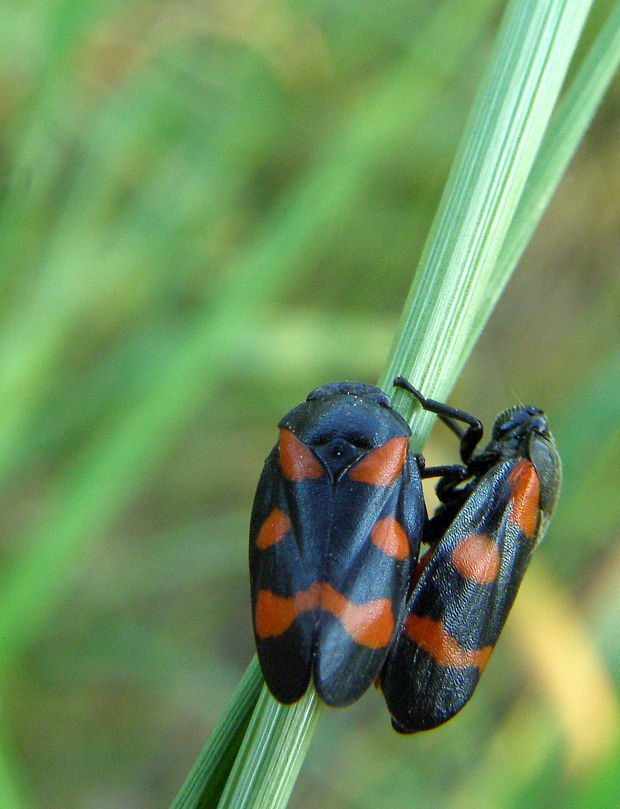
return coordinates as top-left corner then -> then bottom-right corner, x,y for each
249,381 -> 427,706
380,378 -> 561,732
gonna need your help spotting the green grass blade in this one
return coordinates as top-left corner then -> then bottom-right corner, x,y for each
210,3 -> 596,809
382,0 -> 594,437
497,0 -> 620,277
216,687 -> 321,809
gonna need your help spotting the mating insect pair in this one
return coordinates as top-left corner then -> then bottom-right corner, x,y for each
249,378 -> 561,731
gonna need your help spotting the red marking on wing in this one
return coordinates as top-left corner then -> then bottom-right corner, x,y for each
254,584 -> 320,638
508,460 -> 540,538
256,508 -> 291,549
405,614 -> 493,670
321,583 -> 394,649
348,435 -> 408,487
370,517 -> 409,561
278,428 -> 324,481
255,580 -> 396,649
451,532 -> 500,584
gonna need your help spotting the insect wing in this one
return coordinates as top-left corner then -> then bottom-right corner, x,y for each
381,457 -> 541,732
315,450 -> 424,706
249,436 -> 332,704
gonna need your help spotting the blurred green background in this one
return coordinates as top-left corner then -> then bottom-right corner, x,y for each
1,1 -> 620,808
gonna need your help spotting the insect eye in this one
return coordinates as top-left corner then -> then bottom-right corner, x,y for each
530,415 -> 548,435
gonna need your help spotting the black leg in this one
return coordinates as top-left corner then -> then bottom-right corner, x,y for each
414,453 -> 467,482
435,473 -> 474,504
420,463 -> 468,482
393,376 -> 483,463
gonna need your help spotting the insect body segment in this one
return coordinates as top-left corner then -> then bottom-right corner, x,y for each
250,382 -> 426,707
381,400 -> 561,732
